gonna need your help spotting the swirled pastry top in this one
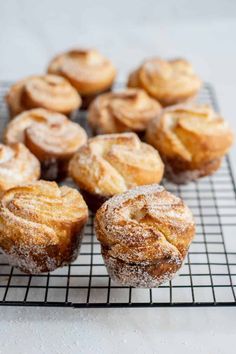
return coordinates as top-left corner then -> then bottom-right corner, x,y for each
88,88 -> 162,134
47,49 -> 116,95
127,58 -> 202,106
95,184 -> 195,264
69,133 -> 164,197
4,108 -> 87,161
5,75 -> 81,116
146,104 -> 234,167
0,181 -> 88,255
0,143 -> 40,193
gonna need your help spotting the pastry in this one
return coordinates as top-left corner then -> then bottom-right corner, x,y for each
69,132 -> 164,212
4,108 -> 87,180
0,143 -> 40,193
88,88 -> 162,135
0,180 -> 88,274
127,58 -> 201,106
5,74 -> 81,117
145,104 -> 234,183
47,48 -> 116,108
95,184 -> 195,288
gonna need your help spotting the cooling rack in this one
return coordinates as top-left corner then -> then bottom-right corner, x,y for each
0,82 -> 236,307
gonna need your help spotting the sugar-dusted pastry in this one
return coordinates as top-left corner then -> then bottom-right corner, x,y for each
128,58 -> 202,106
48,48 -> 116,108
5,74 -> 81,117
0,180 -> 88,274
88,88 -> 162,135
69,133 -> 164,212
146,104 -> 234,183
4,108 -> 87,180
95,184 -> 195,288
0,143 -> 40,193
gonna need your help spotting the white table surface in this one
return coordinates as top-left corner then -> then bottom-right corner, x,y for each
0,1 -> 236,353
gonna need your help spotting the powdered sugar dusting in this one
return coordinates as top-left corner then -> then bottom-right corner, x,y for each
4,108 -> 87,157
104,255 -> 181,288
88,88 -> 161,134
103,183 -> 164,210
0,181 -> 88,274
0,143 -> 40,192
95,184 -> 195,287
69,134 -> 164,196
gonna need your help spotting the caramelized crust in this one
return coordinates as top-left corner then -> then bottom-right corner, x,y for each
88,88 -> 162,134
4,108 -> 87,179
4,108 -> 87,180
5,75 -> 81,117
5,76 -> 36,117
128,58 -> 201,106
146,104 -> 234,183
48,49 -> 116,96
69,133 -> 164,210
95,184 -> 195,287
0,143 -> 40,193
0,181 -> 88,273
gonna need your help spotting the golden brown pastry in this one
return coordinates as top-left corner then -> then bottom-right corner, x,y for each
0,180 -> 88,274
69,132 -> 164,212
88,88 -> 162,135
146,104 -> 234,183
127,58 -> 202,106
4,108 -> 87,180
95,184 -> 195,288
48,48 -> 116,108
5,74 -> 81,117
0,143 -> 40,193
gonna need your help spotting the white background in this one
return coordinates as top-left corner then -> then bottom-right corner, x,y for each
0,1 -> 236,353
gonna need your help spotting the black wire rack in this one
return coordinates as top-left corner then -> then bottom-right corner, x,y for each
0,82 -> 236,308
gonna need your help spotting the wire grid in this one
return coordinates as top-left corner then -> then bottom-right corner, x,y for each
0,82 -> 236,307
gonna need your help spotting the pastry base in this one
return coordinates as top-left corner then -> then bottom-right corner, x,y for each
41,159 -> 69,182
5,223 -> 86,274
80,189 -> 110,213
164,158 -> 222,184
102,248 -> 182,288
80,87 -> 113,109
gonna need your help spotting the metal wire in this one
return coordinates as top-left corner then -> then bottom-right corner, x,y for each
0,82 -> 236,307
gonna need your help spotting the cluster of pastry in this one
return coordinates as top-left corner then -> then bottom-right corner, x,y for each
0,48 -> 233,288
